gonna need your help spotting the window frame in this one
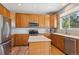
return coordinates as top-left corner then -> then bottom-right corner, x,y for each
59,11 -> 79,30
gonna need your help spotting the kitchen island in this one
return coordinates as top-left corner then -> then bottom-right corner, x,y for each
28,35 -> 51,55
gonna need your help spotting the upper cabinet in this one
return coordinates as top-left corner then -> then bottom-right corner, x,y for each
50,14 -> 59,28
16,13 -> 30,28
38,15 -> 45,27
15,13 -> 50,28
50,15 -> 54,28
0,4 -> 4,14
30,14 -> 39,23
3,7 -> 10,18
16,13 -> 22,27
21,14 -> 30,27
0,4 -> 10,18
44,15 -> 50,28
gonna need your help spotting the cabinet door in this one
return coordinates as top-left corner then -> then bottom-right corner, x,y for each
21,14 -> 30,27
51,34 -> 54,45
51,34 -> 57,46
58,35 -> 64,51
51,34 -> 64,52
44,15 -> 50,27
76,40 -> 79,55
3,8 -> 10,18
14,34 -> 29,46
50,15 -> 54,28
30,14 -> 38,23
16,14 -> 22,27
0,4 -> 10,18
0,4 -> 3,14
16,14 -> 30,28
38,15 -> 45,27
50,14 -> 59,28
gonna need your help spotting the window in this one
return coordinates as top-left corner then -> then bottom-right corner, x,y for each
70,12 -> 79,28
62,16 -> 70,29
60,11 -> 79,29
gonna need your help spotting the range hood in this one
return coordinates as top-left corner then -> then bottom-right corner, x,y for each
29,22 -> 39,27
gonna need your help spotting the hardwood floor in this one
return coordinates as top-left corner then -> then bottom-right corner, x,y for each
10,46 -> 29,55
51,45 -> 65,55
10,45 -> 65,55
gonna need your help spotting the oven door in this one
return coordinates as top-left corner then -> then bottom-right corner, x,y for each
0,40 -> 11,55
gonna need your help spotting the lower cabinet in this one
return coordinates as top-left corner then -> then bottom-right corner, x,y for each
51,34 -> 64,52
14,34 -> 29,46
76,40 -> 79,55
51,34 -> 79,55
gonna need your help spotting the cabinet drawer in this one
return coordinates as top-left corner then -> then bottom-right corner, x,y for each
14,34 -> 29,46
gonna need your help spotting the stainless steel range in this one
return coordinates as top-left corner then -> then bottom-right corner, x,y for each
29,21 -> 39,35
29,29 -> 39,35
0,15 -> 11,55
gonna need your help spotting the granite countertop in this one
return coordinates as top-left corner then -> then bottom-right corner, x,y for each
28,35 -> 51,42
53,33 -> 79,39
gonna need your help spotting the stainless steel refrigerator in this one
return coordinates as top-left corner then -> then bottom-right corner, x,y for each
0,15 -> 11,55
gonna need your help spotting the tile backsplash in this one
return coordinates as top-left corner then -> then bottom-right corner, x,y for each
11,28 -> 50,35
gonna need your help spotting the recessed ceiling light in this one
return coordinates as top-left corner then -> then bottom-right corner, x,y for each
18,3 -> 22,6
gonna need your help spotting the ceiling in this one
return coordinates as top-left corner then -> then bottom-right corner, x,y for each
2,3 -> 68,14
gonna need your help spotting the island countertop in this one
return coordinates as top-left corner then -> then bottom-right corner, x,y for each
28,35 -> 51,42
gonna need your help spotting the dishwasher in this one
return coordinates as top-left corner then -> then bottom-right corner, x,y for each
64,37 -> 76,55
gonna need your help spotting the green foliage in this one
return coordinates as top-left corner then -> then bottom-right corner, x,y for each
61,12 -> 79,29
62,17 -> 69,29
70,15 -> 79,28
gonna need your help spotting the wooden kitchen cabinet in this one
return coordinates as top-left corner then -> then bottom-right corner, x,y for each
30,14 -> 50,28
57,35 -> 64,51
51,34 -> 79,55
0,4 -> 10,18
3,7 -> 10,18
0,4 -> 3,14
50,15 -> 54,28
51,34 -> 57,46
44,15 -> 50,27
15,13 -> 50,28
16,13 -> 22,27
30,14 -> 38,23
21,14 -> 30,27
38,14 -> 50,27
75,39 -> 79,55
14,34 -> 29,46
50,14 -> 59,28
51,34 -> 64,52
16,13 -> 30,28
38,15 -> 45,27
